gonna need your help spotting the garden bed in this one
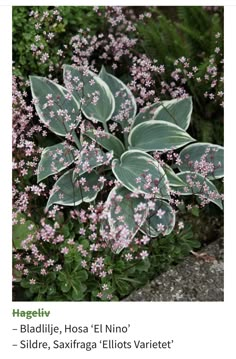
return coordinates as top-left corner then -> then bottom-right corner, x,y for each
12,6 -> 224,302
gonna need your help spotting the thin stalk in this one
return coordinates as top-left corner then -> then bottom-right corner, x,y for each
103,122 -> 109,133
123,132 -> 129,149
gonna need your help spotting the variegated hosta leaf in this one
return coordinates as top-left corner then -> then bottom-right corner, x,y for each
99,66 -> 137,128
141,199 -> 176,237
37,142 -> 78,182
80,133 -> 93,147
131,102 -> 161,129
163,164 -> 185,188
99,218 -> 124,254
73,146 -> 113,180
46,169 -> 103,209
128,120 -> 195,152
153,97 -> 193,130
107,186 -> 149,249
79,119 -> 95,146
30,76 -> 81,136
63,65 -> 115,125
178,143 -> 224,179
112,150 -> 170,199
84,128 -> 125,158
176,171 -> 223,210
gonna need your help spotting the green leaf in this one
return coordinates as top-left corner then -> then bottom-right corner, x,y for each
191,206 -> 200,217
58,272 -> 72,293
70,271 -> 88,300
30,76 -> 81,136
29,284 -> 42,294
20,278 -> 31,289
135,258 -> 151,273
63,65 -> 115,125
71,287 -> 86,301
112,150 -> 170,199
61,224 -> 71,238
84,128 -> 125,158
13,269 -> 22,283
47,285 -> 57,297
46,169 -> 103,209
163,164 -> 185,187
176,171 -> 223,210
61,282 -> 71,293
129,120 -> 195,152
141,199 -> 176,237
114,277 -> 132,296
72,270 -> 88,282
80,239 -> 90,249
73,146 -> 112,180
131,102 -> 161,128
153,97 -> 193,130
58,271 -> 67,282
178,143 -> 224,179
37,142 -> 78,182
107,186 -> 149,251
13,214 -> 36,249
99,66 -> 137,127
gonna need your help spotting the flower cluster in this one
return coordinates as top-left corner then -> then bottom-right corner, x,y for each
12,75 -> 48,217
29,8 -> 65,75
27,6 -> 223,113
172,33 -> 224,108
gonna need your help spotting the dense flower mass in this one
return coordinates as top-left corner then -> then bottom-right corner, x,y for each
12,6 -> 224,301
26,6 -> 223,111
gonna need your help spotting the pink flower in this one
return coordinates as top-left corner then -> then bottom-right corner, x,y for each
61,247 -> 69,255
140,250 -> 148,259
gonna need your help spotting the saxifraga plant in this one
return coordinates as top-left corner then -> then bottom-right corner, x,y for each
30,65 -> 224,253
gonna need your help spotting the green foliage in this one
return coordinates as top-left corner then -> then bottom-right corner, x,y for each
99,65 -> 137,127
147,224 -> 201,274
30,76 -> 81,137
107,186 -> 149,246
178,143 -> 224,179
13,6 -> 224,302
152,97 -> 193,130
176,7 -> 223,56
163,164 -> 185,187
176,172 -> 223,209
37,142 -> 78,182
13,6 -> 103,79
137,6 -> 224,144
14,222 -> 201,301
85,128 -> 125,158
63,65 -> 115,125
13,214 -> 37,249
138,7 -> 223,72
112,150 -> 170,198
141,199 -> 175,238
129,120 -> 195,151
13,6 -> 43,78
46,169 -> 104,209
30,65 -> 223,251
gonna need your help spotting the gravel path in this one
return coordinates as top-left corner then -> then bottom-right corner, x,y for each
124,239 -> 224,301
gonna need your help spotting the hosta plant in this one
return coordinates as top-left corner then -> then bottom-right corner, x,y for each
30,65 -> 224,252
